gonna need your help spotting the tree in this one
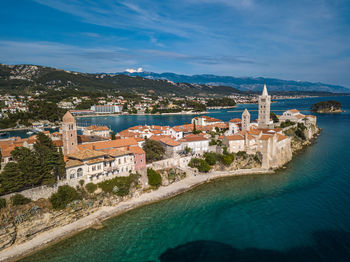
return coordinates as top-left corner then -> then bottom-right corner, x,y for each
143,139 -> 165,162
0,162 -> 24,194
11,147 -> 42,186
122,103 -> 128,112
34,132 -> 64,185
147,168 -> 162,188
270,112 -> 279,123
85,183 -> 97,193
184,146 -> 191,155
49,185 -> 81,210
111,131 -> 116,140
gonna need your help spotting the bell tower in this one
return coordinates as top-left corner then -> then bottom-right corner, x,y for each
62,111 -> 78,155
242,109 -> 250,131
258,84 -> 272,129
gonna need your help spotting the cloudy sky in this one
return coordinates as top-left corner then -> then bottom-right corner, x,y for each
1,0 -> 350,86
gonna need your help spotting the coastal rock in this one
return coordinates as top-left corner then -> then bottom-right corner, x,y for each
0,223 -> 16,251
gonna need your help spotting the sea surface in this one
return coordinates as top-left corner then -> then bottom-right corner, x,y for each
22,96 -> 350,262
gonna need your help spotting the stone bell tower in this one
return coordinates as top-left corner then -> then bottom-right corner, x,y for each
62,111 -> 78,155
258,84 -> 272,129
242,109 -> 250,131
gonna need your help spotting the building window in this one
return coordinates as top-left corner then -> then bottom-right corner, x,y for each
92,166 -> 96,171
70,170 -> 76,179
77,168 -> 83,177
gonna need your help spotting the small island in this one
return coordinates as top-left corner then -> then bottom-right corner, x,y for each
311,100 -> 342,113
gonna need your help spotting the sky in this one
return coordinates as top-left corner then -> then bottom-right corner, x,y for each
1,0 -> 350,87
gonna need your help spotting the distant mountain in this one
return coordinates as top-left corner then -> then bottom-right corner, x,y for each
118,71 -> 350,94
1,63 -> 348,97
0,64 -> 241,97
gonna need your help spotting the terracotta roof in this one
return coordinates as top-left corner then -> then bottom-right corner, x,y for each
86,158 -> 105,165
53,140 -> 63,147
194,115 -> 222,122
128,146 -> 145,155
150,135 -> 172,141
225,135 -> 244,141
289,109 -> 300,113
102,148 -> 132,157
68,149 -> 106,160
259,134 -> 272,141
86,125 -> 110,131
277,134 -> 288,142
65,159 -> 83,168
78,138 -> 138,151
172,124 -> 194,132
206,123 -> 228,129
296,114 -> 305,119
159,137 -> 180,146
229,118 -> 241,123
180,134 -> 209,142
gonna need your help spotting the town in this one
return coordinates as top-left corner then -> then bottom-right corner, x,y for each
0,85 -> 320,255
0,85 -> 318,197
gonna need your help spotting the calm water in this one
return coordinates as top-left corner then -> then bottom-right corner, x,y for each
23,96 -> 350,262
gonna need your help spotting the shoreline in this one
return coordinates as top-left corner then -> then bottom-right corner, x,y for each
0,168 -> 272,262
75,111 -> 209,118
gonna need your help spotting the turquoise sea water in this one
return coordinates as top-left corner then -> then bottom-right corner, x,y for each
23,96 -> 350,262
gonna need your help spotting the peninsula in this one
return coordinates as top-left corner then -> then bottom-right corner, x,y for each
0,85 -> 319,261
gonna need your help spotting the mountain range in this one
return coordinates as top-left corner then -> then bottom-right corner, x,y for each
118,71 -> 350,94
0,63 -> 349,97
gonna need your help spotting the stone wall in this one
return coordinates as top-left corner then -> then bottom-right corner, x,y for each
147,156 -> 192,170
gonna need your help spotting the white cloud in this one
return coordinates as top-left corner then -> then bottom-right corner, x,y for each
125,67 -> 143,73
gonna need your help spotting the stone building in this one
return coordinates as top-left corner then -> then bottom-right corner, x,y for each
83,125 -> 111,138
258,84 -> 273,129
61,111 -> 78,155
222,85 -> 296,169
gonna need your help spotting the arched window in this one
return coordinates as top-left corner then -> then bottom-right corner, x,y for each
77,168 -> 83,177
70,170 -> 75,179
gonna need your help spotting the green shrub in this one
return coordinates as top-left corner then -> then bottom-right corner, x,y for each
236,151 -> 247,158
220,154 -> 235,166
147,168 -> 162,188
204,152 -> 218,166
10,194 -> 31,206
188,158 -> 202,168
98,176 -> 132,196
280,120 -> 295,128
49,185 -> 81,210
85,183 -> 97,193
189,157 -> 211,172
198,160 -> 211,172
0,198 -> 6,208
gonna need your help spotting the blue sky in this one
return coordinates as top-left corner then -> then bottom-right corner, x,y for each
1,0 -> 350,87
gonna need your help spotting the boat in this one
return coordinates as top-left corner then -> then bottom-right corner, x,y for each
0,132 -> 9,136
26,131 -> 34,135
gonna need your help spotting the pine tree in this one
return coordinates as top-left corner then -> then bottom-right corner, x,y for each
0,162 -> 24,194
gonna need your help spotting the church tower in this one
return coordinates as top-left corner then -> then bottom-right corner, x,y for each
258,84 -> 272,129
62,111 -> 78,155
242,109 -> 250,131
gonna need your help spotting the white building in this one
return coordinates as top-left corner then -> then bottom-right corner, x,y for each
91,105 -> 122,114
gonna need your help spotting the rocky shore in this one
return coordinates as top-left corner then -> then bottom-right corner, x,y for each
0,168 -> 272,262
